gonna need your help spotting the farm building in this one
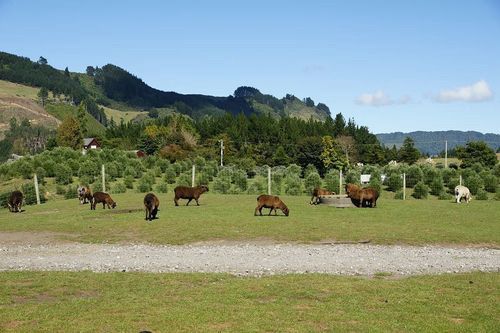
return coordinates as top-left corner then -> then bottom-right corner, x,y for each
82,138 -> 101,155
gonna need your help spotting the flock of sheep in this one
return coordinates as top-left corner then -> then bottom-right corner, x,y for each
5,183 -> 472,218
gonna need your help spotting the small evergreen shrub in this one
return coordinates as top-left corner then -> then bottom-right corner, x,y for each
21,183 -> 46,205
136,178 -> 152,193
412,181 -> 429,199
124,175 -> 134,189
155,182 -> 168,193
394,190 -> 404,200
475,189 -> 488,200
111,182 -> 127,194
438,191 -> 453,200
54,163 -> 73,185
64,185 -> 79,199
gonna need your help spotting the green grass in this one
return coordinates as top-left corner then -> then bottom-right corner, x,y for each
0,271 -> 498,332
0,79 -> 39,99
102,105 -> 144,123
0,193 -> 498,246
45,103 -> 105,136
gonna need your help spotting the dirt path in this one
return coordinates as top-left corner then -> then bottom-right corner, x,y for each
1,232 -> 498,276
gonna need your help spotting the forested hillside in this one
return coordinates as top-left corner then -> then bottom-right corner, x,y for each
376,131 -> 500,155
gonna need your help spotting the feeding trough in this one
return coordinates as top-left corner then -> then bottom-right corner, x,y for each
318,194 -> 357,208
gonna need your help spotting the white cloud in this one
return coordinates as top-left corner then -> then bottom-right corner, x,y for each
355,91 -> 411,107
434,80 -> 493,103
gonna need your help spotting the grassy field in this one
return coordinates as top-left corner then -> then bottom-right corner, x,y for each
0,193 -> 498,246
101,105 -> 144,123
0,271 -> 498,332
0,80 -> 39,99
45,103 -> 106,136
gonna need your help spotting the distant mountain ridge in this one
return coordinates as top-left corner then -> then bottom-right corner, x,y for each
376,131 -> 500,155
0,51 -> 331,122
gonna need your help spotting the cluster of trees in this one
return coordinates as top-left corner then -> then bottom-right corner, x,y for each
0,118 -> 54,162
0,52 -> 86,104
0,52 -> 108,125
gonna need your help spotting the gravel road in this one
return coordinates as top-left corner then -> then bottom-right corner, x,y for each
1,241 -> 499,276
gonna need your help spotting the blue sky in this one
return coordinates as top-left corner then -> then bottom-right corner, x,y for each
1,0 -> 499,134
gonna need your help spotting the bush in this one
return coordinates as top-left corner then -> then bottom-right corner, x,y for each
304,172 -> 321,194
495,187 -> 500,201
64,185 -> 78,199
232,169 -> 248,191
385,173 -> 403,192
124,175 -> 134,189
56,185 -> 66,195
394,190 -> 404,200
35,167 -> 46,185
16,159 -> 34,179
482,174 -> 498,193
247,176 -> 266,195
54,163 -> 73,185
412,181 -> 429,199
136,177 -> 153,193
176,173 -> 191,187
324,170 -> 340,194
438,191 -> 453,200
367,178 -> 382,193
286,164 -> 302,177
164,167 -> 177,184
21,182 -> 46,205
213,174 -> 231,194
93,179 -> 104,192
344,169 -> 361,185
475,189 -> 488,200
228,185 -> 243,194
0,191 -> 10,208
155,182 -> 168,193
429,176 -> 444,196
304,164 -> 318,178
111,182 -> 127,194
464,174 -> 484,195
284,175 -> 303,195
404,165 -> 423,188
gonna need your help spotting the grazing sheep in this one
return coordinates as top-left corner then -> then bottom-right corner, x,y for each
454,185 -> 471,203
254,194 -> 289,216
7,190 -> 24,213
77,185 -> 92,204
344,183 -> 379,208
91,192 -> 116,210
174,185 -> 209,206
310,188 -> 335,205
144,193 -> 160,221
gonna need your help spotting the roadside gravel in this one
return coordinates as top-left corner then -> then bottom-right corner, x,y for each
1,242 -> 498,276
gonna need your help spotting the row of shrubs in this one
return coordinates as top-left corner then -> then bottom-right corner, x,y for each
1,148 -> 498,204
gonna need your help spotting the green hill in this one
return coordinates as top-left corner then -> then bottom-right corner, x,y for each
0,51 -> 331,123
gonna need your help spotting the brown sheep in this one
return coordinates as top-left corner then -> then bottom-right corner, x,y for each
174,185 -> 209,206
91,192 -> 116,210
310,187 -> 336,205
77,185 -> 92,204
344,183 -> 379,208
254,194 -> 289,216
7,190 -> 24,213
144,193 -> 160,221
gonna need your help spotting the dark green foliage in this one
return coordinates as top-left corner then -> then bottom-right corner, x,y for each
438,191 -> 453,200
21,182 -> 46,205
412,181 -> 429,199
64,185 -> 78,199
481,173 -> 498,193
284,175 -> 302,195
456,141 -> 497,169
464,174 -> 484,195
54,163 -> 73,185
403,165 -> 423,188
386,173 -> 403,192
155,182 -> 168,194
136,177 -> 153,193
163,167 -> 177,184
124,175 -> 134,189
0,191 -> 10,208
429,177 -> 444,196
304,172 -> 321,194
56,185 -> 66,195
246,176 -> 266,194
475,189 -> 488,200
367,178 -> 382,193
111,182 -> 127,194
176,173 -> 191,187
344,169 -> 360,185
398,137 -> 420,164
324,169 -> 340,193
0,51 -> 87,104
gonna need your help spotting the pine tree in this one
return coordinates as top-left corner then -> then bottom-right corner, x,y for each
56,117 -> 83,149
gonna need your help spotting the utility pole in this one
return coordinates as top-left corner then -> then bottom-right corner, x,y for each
220,139 -> 224,167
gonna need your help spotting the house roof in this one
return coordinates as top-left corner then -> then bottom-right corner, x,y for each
83,138 -> 97,146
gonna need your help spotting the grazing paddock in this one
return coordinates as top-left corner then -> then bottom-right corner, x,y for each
0,193 -> 498,246
0,271 -> 498,332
